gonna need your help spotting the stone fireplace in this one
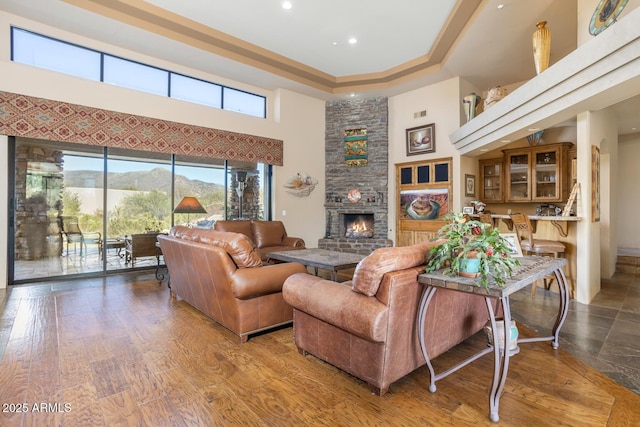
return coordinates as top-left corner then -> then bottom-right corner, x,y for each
318,97 -> 393,254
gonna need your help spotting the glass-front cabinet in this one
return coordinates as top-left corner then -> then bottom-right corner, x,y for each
506,152 -> 531,202
534,150 -> 560,200
479,158 -> 503,202
503,143 -> 571,203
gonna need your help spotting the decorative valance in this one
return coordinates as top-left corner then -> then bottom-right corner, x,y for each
0,91 -> 283,166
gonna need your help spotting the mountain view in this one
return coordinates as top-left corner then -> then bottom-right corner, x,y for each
63,167 -> 225,198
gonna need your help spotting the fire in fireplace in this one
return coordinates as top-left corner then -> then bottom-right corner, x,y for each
344,213 -> 374,239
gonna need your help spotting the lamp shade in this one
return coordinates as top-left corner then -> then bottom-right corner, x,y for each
173,196 -> 207,214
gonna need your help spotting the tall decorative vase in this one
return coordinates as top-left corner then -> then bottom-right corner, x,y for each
462,93 -> 481,122
532,21 -> 551,74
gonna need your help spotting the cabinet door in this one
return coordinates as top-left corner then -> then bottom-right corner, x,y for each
506,152 -> 531,201
533,148 -> 560,201
479,159 -> 503,202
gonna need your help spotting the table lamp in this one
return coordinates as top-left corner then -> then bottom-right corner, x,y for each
173,196 -> 207,227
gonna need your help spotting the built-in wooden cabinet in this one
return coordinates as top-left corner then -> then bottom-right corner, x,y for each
396,157 -> 452,246
479,158 -> 503,202
503,143 -> 571,203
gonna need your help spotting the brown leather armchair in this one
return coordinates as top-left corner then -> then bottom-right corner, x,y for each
158,226 -> 307,343
214,220 -> 305,260
283,240 -> 491,395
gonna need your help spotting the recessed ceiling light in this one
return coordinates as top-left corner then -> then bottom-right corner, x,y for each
282,1 -> 292,10
350,93 -> 356,97
348,37 -> 357,45
332,41 -> 338,46
497,4 -> 504,9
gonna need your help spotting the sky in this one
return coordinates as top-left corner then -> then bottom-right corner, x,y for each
63,155 -> 226,183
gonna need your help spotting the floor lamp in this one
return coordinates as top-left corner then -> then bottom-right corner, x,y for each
173,196 -> 207,227
235,171 -> 247,219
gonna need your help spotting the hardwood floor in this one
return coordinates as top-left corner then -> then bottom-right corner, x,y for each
1,272 -> 639,426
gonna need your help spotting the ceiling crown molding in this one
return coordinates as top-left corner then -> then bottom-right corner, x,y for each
63,0 -> 481,94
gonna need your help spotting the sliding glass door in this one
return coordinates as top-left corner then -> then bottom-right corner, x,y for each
10,138 -> 272,284
174,155 -> 225,227
13,139 -> 105,280
105,149 -> 172,271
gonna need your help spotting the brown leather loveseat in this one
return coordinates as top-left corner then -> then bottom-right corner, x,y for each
214,220 -> 305,261
282,240 -> 491,395
158,226 -> 307,343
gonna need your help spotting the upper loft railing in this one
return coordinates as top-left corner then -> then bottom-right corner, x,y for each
449,7 -> 640,155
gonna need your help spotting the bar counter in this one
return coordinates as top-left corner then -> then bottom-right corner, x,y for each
472,214 -> 581,237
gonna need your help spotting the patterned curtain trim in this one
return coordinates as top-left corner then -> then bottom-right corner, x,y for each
0,91 -> 283,166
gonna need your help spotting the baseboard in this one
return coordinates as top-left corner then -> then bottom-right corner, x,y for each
618,247 -> 640,256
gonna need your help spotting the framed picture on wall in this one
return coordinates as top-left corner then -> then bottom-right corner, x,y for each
406,123 -> 435,156
592,145 -> 600,222
465,174 -> 476,197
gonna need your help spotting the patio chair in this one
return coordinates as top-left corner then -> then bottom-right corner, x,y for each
59,216 -> 93,256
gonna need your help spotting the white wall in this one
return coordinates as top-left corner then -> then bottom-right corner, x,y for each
617,133 -> 640,251
387,77 -> 463,241
271,89 -> 326,247
598,109 -> 618,278
0,11 -> 325,288
575,109 -> 619,302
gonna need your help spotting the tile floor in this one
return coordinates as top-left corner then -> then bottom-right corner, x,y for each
511,273 -> 640,395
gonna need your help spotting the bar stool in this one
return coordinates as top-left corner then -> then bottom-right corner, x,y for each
510,213 -> 566,297
478,213 -> 494,228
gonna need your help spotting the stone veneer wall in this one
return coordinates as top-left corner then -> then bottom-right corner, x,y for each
15,145 -> 64,260
318,97 -> 393,254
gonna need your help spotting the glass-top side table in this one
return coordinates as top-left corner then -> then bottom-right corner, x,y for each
417,256 -> 569,422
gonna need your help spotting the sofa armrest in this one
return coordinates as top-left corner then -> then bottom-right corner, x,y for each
283,273 -> 389,342
230,262 -> 307,299
282,236 -> 305,248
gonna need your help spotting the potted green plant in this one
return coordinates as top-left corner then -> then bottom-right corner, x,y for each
425,212 -> 520,288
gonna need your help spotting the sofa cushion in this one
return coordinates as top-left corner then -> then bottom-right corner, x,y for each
171,226 -> 262,268
352,243 -> 433,296
214,220 -> 253,240
252,221 -> 286,248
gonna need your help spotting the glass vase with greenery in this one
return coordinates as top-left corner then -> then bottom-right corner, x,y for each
425,212 -> 521,288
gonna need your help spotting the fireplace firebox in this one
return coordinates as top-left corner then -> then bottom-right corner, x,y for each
343,213 -> 374,239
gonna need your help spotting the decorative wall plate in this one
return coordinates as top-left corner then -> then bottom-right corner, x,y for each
347,188 -> 361,203
589,0 -> 628,35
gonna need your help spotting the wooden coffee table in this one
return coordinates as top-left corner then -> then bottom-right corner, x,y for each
266,248 -> 365,281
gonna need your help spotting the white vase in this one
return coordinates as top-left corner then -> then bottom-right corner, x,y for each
462,93 -> 481,122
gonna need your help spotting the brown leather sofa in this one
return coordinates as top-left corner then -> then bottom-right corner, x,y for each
214,220 -> 305,260
282,240 -> 491,395
158,226 -> 307,343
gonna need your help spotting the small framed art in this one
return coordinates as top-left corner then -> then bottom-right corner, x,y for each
406,123 -> 435,156
465,174 -> 476,197
500,232 -> 523,257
